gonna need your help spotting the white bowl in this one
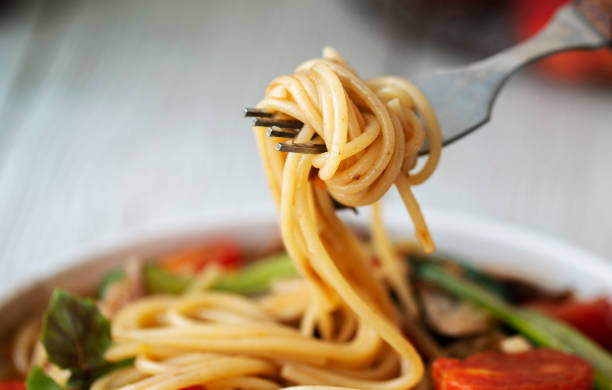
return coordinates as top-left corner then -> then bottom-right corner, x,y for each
1,209 -> 611,337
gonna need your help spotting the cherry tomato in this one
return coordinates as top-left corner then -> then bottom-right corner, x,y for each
432,348 -> 592,390
513,0 -> 612,83
531,298 -> 612,350
160,239 -> 242,275
0,382 -> 26,390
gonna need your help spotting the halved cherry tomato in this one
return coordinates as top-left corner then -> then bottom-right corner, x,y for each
160,239 -> 242,275
513,0 -> 612,83
432,349 -> 592,390
530,297 -> 612,350
0,382 -> 26,390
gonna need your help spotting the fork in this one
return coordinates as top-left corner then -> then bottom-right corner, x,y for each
245,0 -> 611,155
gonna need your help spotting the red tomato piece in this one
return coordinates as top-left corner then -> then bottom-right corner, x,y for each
531,298 -> 612,350
0,382 -> 26,390
179,386 -> 204,390
160,239 -> 242,275
432,349 -> 592,390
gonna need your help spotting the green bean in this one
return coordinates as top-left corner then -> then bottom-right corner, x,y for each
144,253 -> 297,295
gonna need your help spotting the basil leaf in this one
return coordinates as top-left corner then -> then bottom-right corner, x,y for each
26,366 -> 63,390
69,357 -> 134,389
41,289 -> 111,373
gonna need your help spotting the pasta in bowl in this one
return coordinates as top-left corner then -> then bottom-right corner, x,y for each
1,212 -> 611,390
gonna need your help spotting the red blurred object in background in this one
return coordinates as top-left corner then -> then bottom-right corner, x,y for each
530,298 -> 612,351
514,0 -> 612,83
159,239 -> 243,275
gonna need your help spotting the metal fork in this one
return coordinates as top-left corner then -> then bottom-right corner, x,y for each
246,0 -> 611,155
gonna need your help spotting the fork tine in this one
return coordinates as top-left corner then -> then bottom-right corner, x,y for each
244,108 -> 273,118
275,142 -> 327,154
253,118 -> 303,129
267,126 -> 299,138
331,198 -> 358,214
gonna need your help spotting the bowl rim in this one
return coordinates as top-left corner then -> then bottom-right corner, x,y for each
1,208 -> 610,336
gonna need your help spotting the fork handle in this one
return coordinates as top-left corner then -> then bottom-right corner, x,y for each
414,1 -> 611,154
576,0 -> 612,39
471,2 -> 610,75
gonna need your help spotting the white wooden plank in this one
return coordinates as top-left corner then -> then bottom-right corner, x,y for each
0,0 -> 610,300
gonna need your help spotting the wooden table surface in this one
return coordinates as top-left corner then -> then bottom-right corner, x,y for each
1,0 -> 611,300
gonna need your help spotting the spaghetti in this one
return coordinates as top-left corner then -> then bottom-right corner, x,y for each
87,48 -> 442,390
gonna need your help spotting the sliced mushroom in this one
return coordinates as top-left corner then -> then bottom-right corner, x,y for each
444,330 -> 507,358
417,283 -> 495,337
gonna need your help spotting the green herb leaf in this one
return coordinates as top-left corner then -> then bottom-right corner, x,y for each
97,267 -> 125,298
92,358 -> 135,379
65,358 -> 134,390
41,289 -> 111,373
26,366 -> 63,390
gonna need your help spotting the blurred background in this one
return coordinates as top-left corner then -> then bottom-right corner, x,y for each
0,0 -> 611,299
